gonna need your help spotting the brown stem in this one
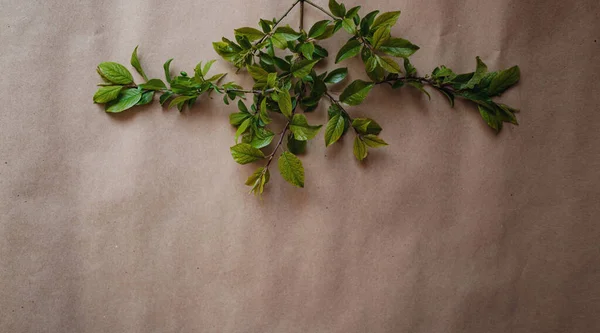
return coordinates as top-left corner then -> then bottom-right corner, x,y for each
304,0 -> 336,19
299,0 -> 305,31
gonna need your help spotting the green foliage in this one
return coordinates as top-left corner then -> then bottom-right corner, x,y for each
92,0 -> 521,196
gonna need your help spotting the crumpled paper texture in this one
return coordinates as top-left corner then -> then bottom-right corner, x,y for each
1,0 -> 599,332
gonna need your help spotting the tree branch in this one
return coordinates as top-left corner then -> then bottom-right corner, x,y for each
304,0 -> 336,19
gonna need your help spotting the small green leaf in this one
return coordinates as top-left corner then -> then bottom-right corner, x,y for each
234,27 -> 265,41
291,59 -> 319,78
229,111 -> 251,126
324,67 -> 348,84
308,20 -> 330,38
351,118 -> 382,135
378,38 -> 419,58
362,134 -> 388,147
245,167 -> 270,195
93,85 -> 123,104
138,79 -> 167,91
278,151 -> 304,188
341,18 -> 356,34
340,80 -> 375,105
249,127 -> 275,149
314,25 -> 336,40
130,46 -> 148,81
202,60 -> 217,76
407,81 -> 431,100
230,143 -> 265,164
404,58 -> 417,77
287,133 -> 307,154
277,90 -> 293,118
372,26 -> 390,49
289,114 -> 322,141
371,11 -> 401,30
299,42 -> 315,60
335,39 -> 361,63
159,91 -> 173,105
105,88 -> 142,113
353,136 -> 368,161
377,56 -> 401,74
259,19 -> 272,33
360,10 -> 379,35
345,6 -> 361,19
168,95 -> 195,109
163,58 -> 174,83
136,91 -> 154,106
274,26 -> 302,41
235,118 -> 251,143
97,62 -> 134,85
478,104 -> 502,132
328,0 -> 346,18
247,65 -> 269,82
324,113 -> 346,146
434,87 -> 455,107
488,66 -> 520,96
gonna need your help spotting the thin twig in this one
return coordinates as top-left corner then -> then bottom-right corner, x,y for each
225,88 -> 276,95
304,0 -> 336,19
299,0 -> 305,31
254,0 -> 301,48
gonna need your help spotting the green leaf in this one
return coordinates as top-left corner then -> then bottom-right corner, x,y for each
324,67 -> 348,84
234,27 -> 265,41
249,127 -> 275,149
235,118 -> 251,143
159,91 -> 173,105
274,26 -> 302,41
345,6 -> 361,19
277,90 -> 293,118
340,80 -> 374,105
299,42 -> 315,60
464,56 -> 488,89
136,91 -> 154,106
371,11 -> 401,30
259,19 -> 272,33
434,87 -> 455,107
93,85 -> 123,104
351,118 -> 382,135
247,65 -> 269,82
105,88 -> 142,113
328,0 -> 346,18
287,133 -> 307,154
353,136 -> 368,161
97,62 -> 134,85
324,113 -> 346,146
314,25 -> 336,40
362,134 -> 388,147
377,56 -> 401,74
289,114 -> 322,141
168,95 -> 195,109
271,34 -> 289,49
360,10 -> 379,35
163,58 -> 174,83
341,18 -> 356,34
245,167 -> 270,195
309,20 -> 330,38
478,104 -> 502,132
335,39 -> 361,63
202,60 -> 217,76
291,59 -> 319,78
378,38 -> 419,58
278,151 -> 304,188
407,81 -> 431,100
229,111 -> 251,126
488,66 -> 520,96
130,46 -> 148,81
230,143 -> 265,164
404,58 -> 417,77
259,98 -> 272,124
138,79 -> 167,91
372,26 -> 390,49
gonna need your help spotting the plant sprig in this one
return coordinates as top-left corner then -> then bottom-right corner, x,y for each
92,0 -> 521,196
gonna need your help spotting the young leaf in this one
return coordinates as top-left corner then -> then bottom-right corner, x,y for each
308,20 -> 330,39
340,80 -> 375,105
247,65 -> 269,82
105,88 -> 142,113
289,114 -> 323,141
245,167 -> 270,195
378,38 -> 419,58
138,79 -> 166,91
93,85 -> 123,104
278,151 -> 304,188
202,60 -> 217,76
230,143 -> 265,164
324,67 -> 348,84
234,27 -> 265,41
372,26 -> 390,49
97,62 -> 134,85
277,90 -> 293,118
377,56 -> 401,74
163,58 -> 174,83
464,56 -> 488,89
335,39 -> 361,63
328,0 -> 346,18
488,66 -> 520,96
371,11 -> 401,30
324,113 -> 346,146
362,134 -> 388,147
130,46 -> 148,81
291,59 -> 319,78
353,136 -> 368,161
235,118 -> 251,143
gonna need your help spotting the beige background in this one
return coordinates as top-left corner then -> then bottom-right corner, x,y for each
1,0 -> 599,332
